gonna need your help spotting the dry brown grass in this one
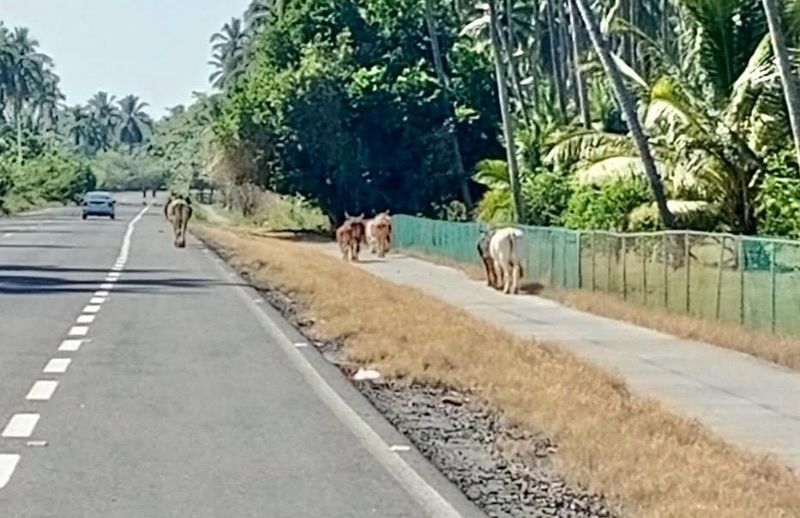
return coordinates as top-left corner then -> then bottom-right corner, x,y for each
196,224 -> 800,518
543,288 -> 800,372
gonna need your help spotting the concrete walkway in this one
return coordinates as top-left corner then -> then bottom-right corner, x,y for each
314,244 -> 800,471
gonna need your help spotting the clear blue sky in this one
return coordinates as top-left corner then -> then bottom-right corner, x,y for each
0,0 -> 251,117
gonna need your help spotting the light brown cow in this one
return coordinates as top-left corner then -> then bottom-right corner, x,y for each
366,211 -> 392,258
336,213 -> 366,262
165,195 -> 193,248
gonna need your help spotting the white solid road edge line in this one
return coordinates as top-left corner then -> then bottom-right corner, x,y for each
0,454 -> 20,489
225,268 -> 464,518
2,414 -> 40,438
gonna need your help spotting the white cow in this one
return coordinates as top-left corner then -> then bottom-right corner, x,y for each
489,227 -> 524,294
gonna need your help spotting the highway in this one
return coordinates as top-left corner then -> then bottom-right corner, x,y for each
0,192 -> 482,518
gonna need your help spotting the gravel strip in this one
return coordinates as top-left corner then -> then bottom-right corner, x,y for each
209,244 -> 619,518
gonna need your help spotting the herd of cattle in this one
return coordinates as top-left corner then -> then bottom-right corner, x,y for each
160,196 -> 526,295
335,213 -> 525,295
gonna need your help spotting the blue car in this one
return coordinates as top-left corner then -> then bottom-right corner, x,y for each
81,191 -> 116,220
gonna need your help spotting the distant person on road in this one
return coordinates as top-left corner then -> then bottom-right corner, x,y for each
152,188 -> 157,198
142,187 -> 147,205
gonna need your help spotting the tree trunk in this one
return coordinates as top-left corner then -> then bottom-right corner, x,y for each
546,0 -> 567,120
568,0 -> 591,128
423,0 -> 474,210
488,0 -> 525,222
762,0 -> 800,167
494,15 -> 531,125
573,0 -> 674,228
15,100 -> 23,166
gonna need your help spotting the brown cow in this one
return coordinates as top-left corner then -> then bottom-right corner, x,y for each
336,213 -> 366,262
366,211 -> 392,258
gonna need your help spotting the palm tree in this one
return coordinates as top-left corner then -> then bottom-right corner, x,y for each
208,18 -> 248,89
65,105 -> 90,148
3,27 -> 49,164
488,0 -> 525,222
572,0 -> 674,228
88,91 -> 121,151
761,0 -> 800,166
117,94 -> 152,153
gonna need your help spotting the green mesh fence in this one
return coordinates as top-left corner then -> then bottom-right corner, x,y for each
393,214 -> 800,336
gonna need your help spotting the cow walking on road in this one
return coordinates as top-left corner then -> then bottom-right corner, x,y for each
165,194 -> 193,248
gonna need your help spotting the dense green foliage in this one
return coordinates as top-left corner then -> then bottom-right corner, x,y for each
175,0 -> 800,236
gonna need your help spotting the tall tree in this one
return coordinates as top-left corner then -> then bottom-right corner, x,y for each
761,0 -> 800,166
117,94 -> 152,153
488,0 -> 525,221
573,0 -> 674,227
423,0 -> 474,209
208,18 -> 248,89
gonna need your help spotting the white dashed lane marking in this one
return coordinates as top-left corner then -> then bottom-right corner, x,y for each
2,414 -> 40,438
2,233 -> 12,238
0,205 -> 148,493
58,339 -> 83,352
0,455 -> 20,488
68,326 -> 89,337
43,359 -> 71,374
26,381 -> 58,401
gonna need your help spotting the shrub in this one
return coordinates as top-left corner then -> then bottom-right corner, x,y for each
522,168 -> 572,226
628,200 -> 722,232
755,176 -> 800,238
563,179 -> 651,231
11,149 -> 96,204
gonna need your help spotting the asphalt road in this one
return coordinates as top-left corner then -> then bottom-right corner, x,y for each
0,192 -> 484,518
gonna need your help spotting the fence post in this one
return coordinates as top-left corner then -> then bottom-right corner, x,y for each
606,235 -> 612,293
622,236 -> 628,301
562,232 -> 568,288
576,232 -> 583,289
591,232 -> 596,292
663,233 -> 668,309
642,235 -> 648,305
685,233 -> 691,315
771,241 -> 777,334
550,231 -> 556,287
739,237 -> 745,326
715,237 -> 725,321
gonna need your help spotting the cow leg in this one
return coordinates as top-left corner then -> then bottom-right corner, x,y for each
511,263 -> 520,294
501,263 -> 511,294
481,257 -> 494,287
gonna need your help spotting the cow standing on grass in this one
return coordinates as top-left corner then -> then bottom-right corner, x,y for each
366,211 -> 392,258
336,213 -> 366,262
489,227 -> 524,295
